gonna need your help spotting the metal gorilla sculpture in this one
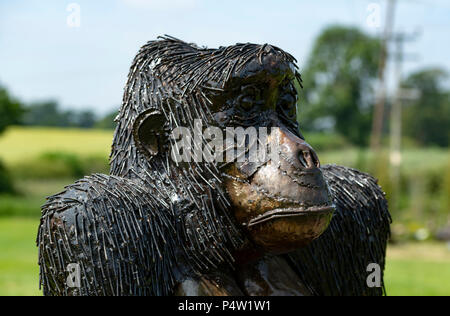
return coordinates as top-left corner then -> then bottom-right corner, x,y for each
37,36 -> 391,296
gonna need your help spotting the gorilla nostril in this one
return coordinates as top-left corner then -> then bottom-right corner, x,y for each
298,150 -> 320,169
298,151 -> 308,168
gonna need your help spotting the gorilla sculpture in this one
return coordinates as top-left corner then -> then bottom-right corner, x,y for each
37,36 -> 391,296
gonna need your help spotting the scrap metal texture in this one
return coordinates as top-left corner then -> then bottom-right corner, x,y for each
287,165 -> 392,296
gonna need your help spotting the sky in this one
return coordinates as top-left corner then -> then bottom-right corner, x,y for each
0,0 -> 449,115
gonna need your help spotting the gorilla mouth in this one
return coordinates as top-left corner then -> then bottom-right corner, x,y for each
247,205 -> 335,227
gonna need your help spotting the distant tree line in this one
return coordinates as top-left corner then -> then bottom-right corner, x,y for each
0,90 -> 118,131
22,101 -> 96,128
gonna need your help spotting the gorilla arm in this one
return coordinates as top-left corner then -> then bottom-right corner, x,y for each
285,165 -> 392,296
37,174 -> 181,296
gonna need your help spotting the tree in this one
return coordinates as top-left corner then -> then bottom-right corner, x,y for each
22,101 -> 97,128
299,26 -> 381,146
22,101 -> 70,127
0,85 -> 21,193
0,159 -> 14,193
73,110 -> 97,129
0,85 -> 23,134
402,68 -> 450,147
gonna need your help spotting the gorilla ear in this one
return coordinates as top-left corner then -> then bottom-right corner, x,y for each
133,109 -> 167,159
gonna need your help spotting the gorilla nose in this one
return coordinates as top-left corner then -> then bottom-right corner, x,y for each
278,127 -> 320,169
298,146 -> 320,169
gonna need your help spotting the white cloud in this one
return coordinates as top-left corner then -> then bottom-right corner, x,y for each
121,0 -> 198,11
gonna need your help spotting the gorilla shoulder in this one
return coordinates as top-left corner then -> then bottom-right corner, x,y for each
37,174 -> 178,296
321,164 -> 389,218
286,164 -> 392,296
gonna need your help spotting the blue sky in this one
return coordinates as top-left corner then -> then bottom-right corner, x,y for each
1,0 -> 449,114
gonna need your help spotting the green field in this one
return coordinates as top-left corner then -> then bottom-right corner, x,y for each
319,148 -> 450,174
386,243 -> 450,296
0,218 -> 41,296
1,127 -> 449,170
0,126 -> 448,175
0,127 -> 112,165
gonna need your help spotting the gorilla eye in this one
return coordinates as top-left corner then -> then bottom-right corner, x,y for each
239,95 -> 254,110
280,93 -> 295,105
237,85 -> 261,110
277,89 -> 297,120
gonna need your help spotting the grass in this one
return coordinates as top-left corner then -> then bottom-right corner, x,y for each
0,179 -> 75,218
385,260 -> 450,296
385,242 -> 450,296
0,195 -> 44,218
0,218 -> 41,296
0,126 -> 112,165
0,218 -> 449,296
318,147 -> 450,174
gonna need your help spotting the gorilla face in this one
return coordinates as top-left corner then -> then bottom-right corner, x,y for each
210,46 -> 334,255
126,39 -> 335,259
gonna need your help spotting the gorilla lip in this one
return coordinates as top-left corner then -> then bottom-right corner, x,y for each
246,205 -> 335,227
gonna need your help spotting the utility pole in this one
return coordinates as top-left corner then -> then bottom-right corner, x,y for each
389,34 -> 404,205
370,0 -> 397,152
389,31 -> 419,211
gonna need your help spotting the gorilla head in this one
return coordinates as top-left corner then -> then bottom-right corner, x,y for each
110,36 -> 334,262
